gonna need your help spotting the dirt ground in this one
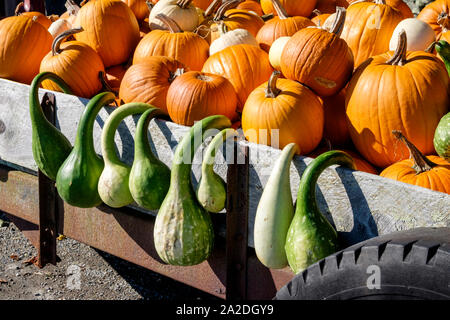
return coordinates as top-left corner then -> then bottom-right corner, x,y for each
0,212 -> 217,300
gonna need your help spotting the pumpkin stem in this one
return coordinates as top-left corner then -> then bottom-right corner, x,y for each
169,68 -> 185,82
52,27 -> 83,56
386,30 -> 407,66
156,14 -> 184,33
265,71 -> 282,98
270,0 -> 289,19
392,130 -> 437,173
65,0 -> 80,16
437,12 -> 450,32
312,9 -> 322,17
329,7 -> 346,36
15,2 -> 25,15
145,0 -> 154,12
99,71 -> 118,98
80,0 -> 89,6
425,41 -> 437,53
177,0 -> 193,9
213,0 -> 242,21
204,0 -> 223,17
218,21 -> 229,35
374,0 -> 386,4
262,13 -> 274,21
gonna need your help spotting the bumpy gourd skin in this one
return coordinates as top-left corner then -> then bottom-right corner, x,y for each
129,108 -> 170,210
435,40 -> 450,75
30,72 -> 74,180
154,115 -> 232,266
196,128 -> 237,213
56,92 -> 115,208
434,112 -> 450,161
98,103 -> 153,208
285,151 -> 355,274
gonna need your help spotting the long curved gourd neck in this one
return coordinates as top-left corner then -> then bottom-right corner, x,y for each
171,115 -> 232,191
392,130 -> 437,173
271,0 -> 289,19
101,103 -> 152,165
201,128 -> 238,176
296,151 -> 355,220
74,92 -> 115,153
134,107 -> 164,162
271,143 -> 298,183
29,72 -> 73,127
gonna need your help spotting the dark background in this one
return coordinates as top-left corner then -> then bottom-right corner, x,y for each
1,0 -> 84,18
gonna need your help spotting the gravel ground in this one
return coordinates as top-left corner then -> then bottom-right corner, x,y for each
0,212 -> 217,300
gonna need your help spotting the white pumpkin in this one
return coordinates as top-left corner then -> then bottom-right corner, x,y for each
149,0 -> 199,32
269,36 -> 290,71
48,19 -> 72,38
389,18 -> 435,51
209,25 -> 258,56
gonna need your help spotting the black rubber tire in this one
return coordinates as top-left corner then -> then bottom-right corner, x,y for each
275,227 -> 450,300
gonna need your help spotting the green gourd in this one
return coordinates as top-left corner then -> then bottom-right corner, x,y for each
56,92 -> 116,208
154,115 -> 232,266
29,72 -> 73,180
254,143 -> 298,269
435,40 -> 450,75
285,150 -> 355,274
98,103 -> 153,208
196,128 -> 238,213
129,108 -> 171,210
434,112 -> 450,161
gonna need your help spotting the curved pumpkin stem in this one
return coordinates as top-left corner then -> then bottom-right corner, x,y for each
169,68 -> 185,82
265,71 -> 282,98
329,7 -> 346,36
99,71 -> 119,99
156,14 -> 184,33
374,0 -> 386,4
145,0 -> 154,11
437,12 -> 450,32
177,0 -> 193,9
213,0 -> 242,21
218,21 -> 229,35
271,0 -> 289,19
15,2 -> 25,15
52,27 -> 83,55
65,0 -> 80,15
312,9 -> 322,17
387,30 -> 407,66
425,41 -> 437,53
204,0 -> 223,17
392,130 -> 437,173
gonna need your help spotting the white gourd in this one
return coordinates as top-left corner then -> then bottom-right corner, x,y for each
149,0 -> 199,32
269,36 -> 290,70
48,19 -> 72,38
389,18 -> 435,51
209,26 -> 258,56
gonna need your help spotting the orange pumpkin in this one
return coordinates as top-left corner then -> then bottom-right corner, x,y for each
315,0 -> 349,14
0,16 -> 53,85
380,131 -> 450,194
237,1 -> 264,16
193,0 -> 214,11
105,64 -> 128,93
40,28 -> 105,98
202,44 -> 274,111
261,0 -> 317,17
280,8 -> 354,97
311,10 -> 332,26
122,0 -> 150,21
322,89 -> 351,147
133,14 -> 209,71
166,71 -> 238,125
74,0 -> 140,68
418,0 -> 450,40
347,0 -> 413,19
340,0 -> 403,67
256,0 -> 315,52
242,71 -> 324,154
119,56 -> 186,113
345,31 -> 449,168
14,2 -> 54,29
210,1 -> 265,42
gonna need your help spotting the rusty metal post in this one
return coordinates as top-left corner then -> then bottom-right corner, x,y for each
225,143 -> 249,300
37,93 -> 58,267
23,0 -> 46,14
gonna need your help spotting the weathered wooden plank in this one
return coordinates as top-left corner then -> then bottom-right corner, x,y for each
0,78 -> 449,249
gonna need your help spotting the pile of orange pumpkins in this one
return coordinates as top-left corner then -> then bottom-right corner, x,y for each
0,0 -> 449,194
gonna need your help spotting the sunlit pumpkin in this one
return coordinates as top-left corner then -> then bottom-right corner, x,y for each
280,7 -> 354,97
202,44 -> 274,111
242,71 -> 324,154
119,56 -> 186,113
74,0 -> 140,68
311,10 -> 331,27
340,0 -> 403,67
0,16 -> 53,84
347,0 -> 413,19
417,0 -> 450,40
40,28 -> 105,98
149,0 -> 199,31
256,0 -> 315,52
261,0 -> 317,17
133,14 -> 209,70
166,71 -> 238,125
193,0 -> 214,11
122,0 -> 150,21
315,0 -> 349,14
237,1 -> 264,16
345,31 -> 449,168
380,131 -> 450,194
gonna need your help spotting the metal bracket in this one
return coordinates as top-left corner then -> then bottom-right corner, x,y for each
225,143 -> 249,300
37,92 -> 58,267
